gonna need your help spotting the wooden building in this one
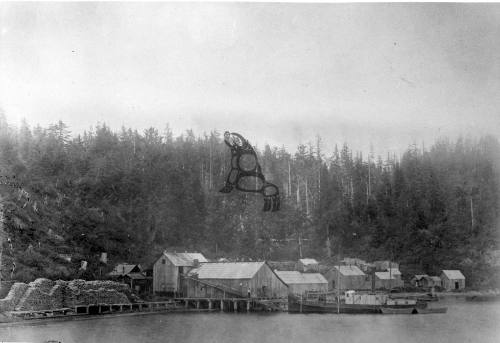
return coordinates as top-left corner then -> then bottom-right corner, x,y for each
108,263 -> 150,293
374,260 -> 399,271
427,276 -> 442,288
153,252 -> 208,294
184,262 -> 288,299
411,274 -> 429,288
374,271 -> 404,290
342,258 -> 374,273
274,271 -> 328,294
440,270 -> 465,291
325,265 -> 368,291
297,258 -> 320,272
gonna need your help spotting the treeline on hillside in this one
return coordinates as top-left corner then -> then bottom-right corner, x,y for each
0,114 -> 499,287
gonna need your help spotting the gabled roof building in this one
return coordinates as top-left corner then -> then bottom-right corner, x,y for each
297,258 -> 320,272
153,251 -> 208,294
184,262 -> 288,299
441,270 -> 465,291
275,271 -> 328,294
325,265 -> 369,291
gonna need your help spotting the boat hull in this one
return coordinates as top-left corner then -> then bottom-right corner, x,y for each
415,307 -> 447,314
287,295 -> 426,314
381,307 -> 417,314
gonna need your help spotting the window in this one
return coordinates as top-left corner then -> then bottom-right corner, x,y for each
162,259 -> 166,264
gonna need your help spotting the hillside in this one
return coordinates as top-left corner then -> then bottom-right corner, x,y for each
0,117 -> 499,288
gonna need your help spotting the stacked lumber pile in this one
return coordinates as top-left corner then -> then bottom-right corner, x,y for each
64,279 -> 130,306
0,278 -> 132,311
0,282 -> 29,311
16,278 -> 63,311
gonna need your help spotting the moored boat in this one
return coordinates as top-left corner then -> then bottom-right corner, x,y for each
381,307 -> 417,314
288,290 -> 427,314
415,307 -> 447,314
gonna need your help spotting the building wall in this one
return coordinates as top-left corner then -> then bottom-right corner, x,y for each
325,269 -> 370,291
287,283 -> 328,295
297,261 -> 320,272
184,264 -> 289,298
153,255 -> 179,293
184,278 -> 250,298
375,278 -> 404,290
441,276 -> 465,290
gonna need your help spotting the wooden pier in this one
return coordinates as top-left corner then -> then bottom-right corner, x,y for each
7,297 -> 287,321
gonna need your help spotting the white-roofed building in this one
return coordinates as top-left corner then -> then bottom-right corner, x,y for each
153,251 -> 208,294
440,270 -> 465,290
184,262 -> 288,298
275,271 -> 328,294
325,265 -> 369,290
297,258 -> 320,272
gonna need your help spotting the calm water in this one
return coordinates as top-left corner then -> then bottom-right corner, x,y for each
0,298 -> 499,343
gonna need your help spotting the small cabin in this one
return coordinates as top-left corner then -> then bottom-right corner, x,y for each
184,262 -> 288,299
274,271 -> 328,294
374,271 -> 404,290
440,270 -> 465,291
411,274 -> 429,288
325,265 -> 368,291
297,258 -> 320,272
108,263 -> 149,293
153,251 -> 208,295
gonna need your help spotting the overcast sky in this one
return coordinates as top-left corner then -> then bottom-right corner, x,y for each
1,2 -> 499,156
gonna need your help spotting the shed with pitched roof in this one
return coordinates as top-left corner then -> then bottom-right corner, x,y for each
274,271 -> 328,294
297,258 -> 320,272
375,271 -> 404,289
184,262 -> 288,298
153,251 -> 208,294
440,270 -> 465,291
325,265 -> 369,290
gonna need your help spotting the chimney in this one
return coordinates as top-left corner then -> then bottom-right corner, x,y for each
193,259 -> 200,268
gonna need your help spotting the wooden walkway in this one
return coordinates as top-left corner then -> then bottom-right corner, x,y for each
8,297 -> 287,320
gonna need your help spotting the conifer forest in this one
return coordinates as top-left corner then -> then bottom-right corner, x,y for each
0,115 -> 499,288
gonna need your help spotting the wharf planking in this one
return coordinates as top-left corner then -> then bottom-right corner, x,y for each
7,297 -> 286,321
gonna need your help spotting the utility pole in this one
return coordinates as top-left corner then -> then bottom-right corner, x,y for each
470,196 -> 474,234
337,234 -> 341,314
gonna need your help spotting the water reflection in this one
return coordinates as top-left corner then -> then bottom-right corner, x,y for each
1,299 -> 499,343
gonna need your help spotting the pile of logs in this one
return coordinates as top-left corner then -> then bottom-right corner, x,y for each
0,282 -> 28,311
0,278 -> 133,311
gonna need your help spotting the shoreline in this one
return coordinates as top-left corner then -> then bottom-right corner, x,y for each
0,307 -> 219,327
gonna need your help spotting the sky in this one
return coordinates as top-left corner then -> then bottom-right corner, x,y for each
1,2 -> 499,156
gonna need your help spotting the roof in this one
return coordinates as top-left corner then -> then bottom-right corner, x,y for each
163,252 -> 208,267
429,276 -> 442,282
127,272 -> 146,280
375,272 -> 398,280
441,270 -> 465,280
108,264 -> 141,276
268,261 -> 297,271
412,274 -> 429,280
275,271 -> 327,285
188,262 -> 265,279
342,257 -> 366,265
299,258 -> 318,265
386,268 -> 402,275
333,265 -> 365,276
